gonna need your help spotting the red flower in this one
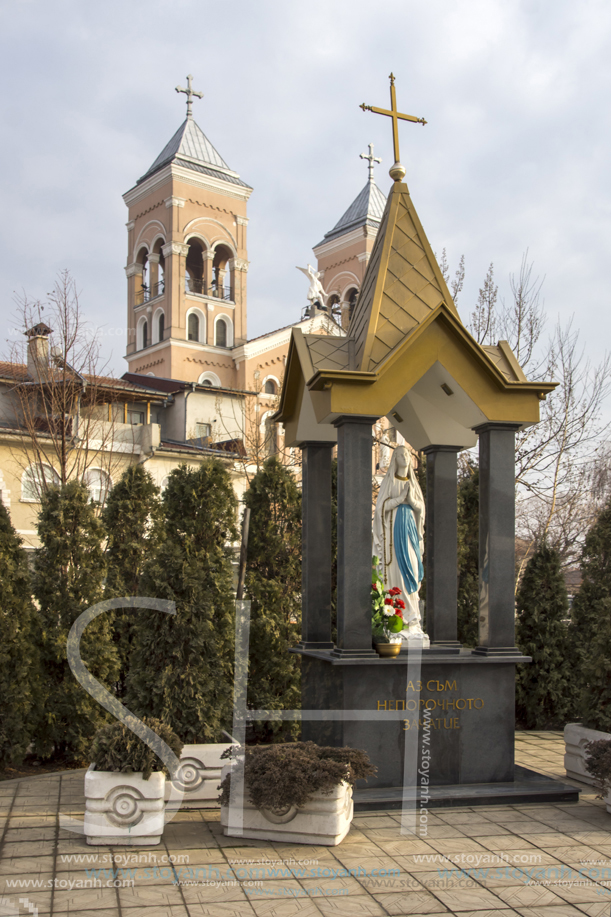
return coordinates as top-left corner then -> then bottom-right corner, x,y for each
384,597 -> 393,605
395,599 -> 406,609
394,609 -> 403,619
389,587 -> 402,596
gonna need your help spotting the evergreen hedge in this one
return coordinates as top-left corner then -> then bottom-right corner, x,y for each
515,541 -> 573,728
244,458 -> 302,742
102,465 -> 162,697
126,461 -> 237,743
0,503 -> 38,767
33,481 -> 119,762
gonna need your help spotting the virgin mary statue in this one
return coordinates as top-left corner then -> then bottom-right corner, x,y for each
373,445 -> 429,645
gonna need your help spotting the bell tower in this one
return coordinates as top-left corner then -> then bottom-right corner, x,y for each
123,76 -> 253,385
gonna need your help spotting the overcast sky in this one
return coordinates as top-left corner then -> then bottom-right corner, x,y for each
1,0 -> 610,378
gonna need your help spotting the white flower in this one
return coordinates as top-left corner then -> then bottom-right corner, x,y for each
383,608 -> 393,617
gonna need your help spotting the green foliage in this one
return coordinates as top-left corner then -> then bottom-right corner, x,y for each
102,465 -> 162,697
0,504 -> 38,767
580,598 -> 611,731
569,499 -> 611,722
219,742 -> 376,810
584,738 -> 611,797
244,458 -> 302,742
33,481 -> 119,763
515,541 -> 573,729
89,716 -> 183,780
126,461 -> 237,744
457,460 -> 479,647
371,559 -> 404,638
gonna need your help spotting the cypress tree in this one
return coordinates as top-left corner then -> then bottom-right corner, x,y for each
126,460 -> 237,743
457,460 -> 479,647
102,464 -> 162,697
515,541 -> 573,728
0,503 -> 38,767
580,598 -> 611,731
244,458 -> 301,742
33,481 -> 119,762
569,498 -> 611,669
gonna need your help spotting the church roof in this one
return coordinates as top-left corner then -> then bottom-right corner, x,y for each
138,118 -> 252,189
315,178 -> 387,248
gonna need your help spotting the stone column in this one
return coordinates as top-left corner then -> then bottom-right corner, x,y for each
422,446 -> 462,652
203,250 -> 214,296
473,423 -> 521,656
148,253 -> 160,296
299,442 -> 335,650
333,415 -> 378,658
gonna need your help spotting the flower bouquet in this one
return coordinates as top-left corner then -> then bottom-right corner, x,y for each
371,556 -> 406,656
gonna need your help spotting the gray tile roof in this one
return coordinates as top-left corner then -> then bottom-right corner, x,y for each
138,118 -> 252,189
315,178 -> 387,247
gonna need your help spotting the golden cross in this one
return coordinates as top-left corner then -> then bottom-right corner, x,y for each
176,74 -> 203,119
360,74 -> 426,180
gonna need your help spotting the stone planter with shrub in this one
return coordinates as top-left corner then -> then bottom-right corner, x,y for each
564,723 -> 611,786
584,738 -> 611,814
219,741 -> 376,845
85,717 -> 183,846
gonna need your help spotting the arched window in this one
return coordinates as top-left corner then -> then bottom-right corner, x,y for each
215,318 -> 227,348
142,319 -> 148,349
84,468 -> 112,505
188,313 -> 199,342
198,372 -> 221,387
185,238 -> 205,294
264,380 -> 276,395
346,287 -> 359,320
21,464 -> 60,502
158,312 -> 165,342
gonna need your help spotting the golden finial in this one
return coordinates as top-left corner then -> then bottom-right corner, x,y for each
360,74 -> 427,181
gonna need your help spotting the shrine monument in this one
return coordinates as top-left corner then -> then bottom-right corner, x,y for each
275,76 -> 578,808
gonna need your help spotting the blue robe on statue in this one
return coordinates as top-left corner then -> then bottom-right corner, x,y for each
393,503 -> 424,595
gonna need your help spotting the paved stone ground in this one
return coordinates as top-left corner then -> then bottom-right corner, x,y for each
0,731 -> 609,917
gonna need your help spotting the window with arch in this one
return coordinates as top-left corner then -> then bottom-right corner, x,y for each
185,238 -> 205,295
198,372 -> 221,387
346,287 -> 359,320
158,311 -> 165,342
84,468 -> 112,505
135,247 -> 149,305
188,313 -> 199,342
215,317 -> 227,348
142,319 -> 149,350
264,379 -> 277,395
22,464 -> 60,502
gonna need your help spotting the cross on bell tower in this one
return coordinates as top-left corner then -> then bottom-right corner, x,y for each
360,143 -> 382,182
175,74 -> 204,119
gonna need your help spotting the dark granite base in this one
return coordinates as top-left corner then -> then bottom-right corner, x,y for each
353,765 -> 580,811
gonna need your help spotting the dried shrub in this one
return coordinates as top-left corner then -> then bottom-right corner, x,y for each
219,742 -> 376,810
89,716 -> 183,780
585,738 -> 611,798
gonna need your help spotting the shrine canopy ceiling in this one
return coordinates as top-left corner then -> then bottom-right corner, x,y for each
276,180 -> 556,451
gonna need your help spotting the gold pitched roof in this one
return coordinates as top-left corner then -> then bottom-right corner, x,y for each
348,180 -> 459,372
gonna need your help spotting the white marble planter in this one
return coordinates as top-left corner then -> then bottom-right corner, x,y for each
221,777 -> 353,846
165,743 -> 231,808
564,723 -> 611,786
84,765 -> 166,846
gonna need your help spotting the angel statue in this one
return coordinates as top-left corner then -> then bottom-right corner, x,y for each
296,264 -> 326,310
372,445 -> 430,646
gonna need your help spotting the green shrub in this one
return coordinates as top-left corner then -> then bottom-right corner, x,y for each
580,598 -> 611,731
457,461 -> 479,647
244,458 -> 302,742
584,738 -> 611,798
0,503 -> 38,767
515,541 -> 573,728
33,481 -> 119,762
89,716 -> 183,780
126,461 -> 237,743
219,742 -> 376,810
102,464 -> 162,698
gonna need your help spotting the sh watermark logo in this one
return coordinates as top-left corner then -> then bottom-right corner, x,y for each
0,897 -> 38,916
